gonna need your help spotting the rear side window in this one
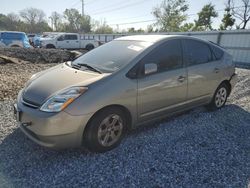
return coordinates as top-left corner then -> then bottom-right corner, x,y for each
142,39 -> 183,73
2,33 -> 23,40
210,45 -> 224,60
184,39 -> 212,66
65,35 -> 78,40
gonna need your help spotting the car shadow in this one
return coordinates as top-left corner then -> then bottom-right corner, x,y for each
0,104 -> 249,187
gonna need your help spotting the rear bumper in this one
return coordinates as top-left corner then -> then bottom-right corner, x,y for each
15,90 -> 93,149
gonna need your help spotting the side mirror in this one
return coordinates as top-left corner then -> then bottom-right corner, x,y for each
144,63 -> 157,75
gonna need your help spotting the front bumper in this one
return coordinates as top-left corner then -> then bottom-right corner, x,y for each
15,91 -> 93,149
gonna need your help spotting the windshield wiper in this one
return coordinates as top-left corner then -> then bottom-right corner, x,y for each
76,63 -> 102,74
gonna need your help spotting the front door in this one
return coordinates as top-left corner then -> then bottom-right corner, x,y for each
137,39 -> 188,122
64,34 -> 79,49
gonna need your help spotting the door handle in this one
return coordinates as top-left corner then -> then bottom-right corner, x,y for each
214,68 -> 220,73
178,75 -> 186,82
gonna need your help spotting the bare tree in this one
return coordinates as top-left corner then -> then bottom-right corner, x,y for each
231,0 -> 250,29
6,13 -> 21,31
19,8 -> 51,33
20,8 -> 46,26
49,12 -> 62,31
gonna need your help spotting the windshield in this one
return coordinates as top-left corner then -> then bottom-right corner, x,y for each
72,40 -> 153,73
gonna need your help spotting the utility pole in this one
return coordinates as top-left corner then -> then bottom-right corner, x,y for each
81,0 -> 84,16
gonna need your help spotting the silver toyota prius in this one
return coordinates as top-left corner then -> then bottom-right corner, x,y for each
15,35 -> 237,152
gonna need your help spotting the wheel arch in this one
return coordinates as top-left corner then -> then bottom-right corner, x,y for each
10,45 -> 21,48
81,104 -> 133,146
219,80 -> 232,95
86,104 -> 132,130
46,44 -> 56,48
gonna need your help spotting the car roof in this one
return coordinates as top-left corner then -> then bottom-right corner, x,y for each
115,35 -> 188,43
0,31 -> 25,34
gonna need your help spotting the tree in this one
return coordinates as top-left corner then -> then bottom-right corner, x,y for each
220,0 -> 235,30
127,27 -> 144,33
7,13 -> 23,31
20,8 -> 46,25
0,13 -> 24,31
19,8 -> 51,33
180,23 -> 195,31
63,8 -> 91,33
93,20 -> 113,34
152,0 -> 189,32
49,12 -> 62,31
0,14 -> 9,30
195,3 -> 218,31
231,0 -> 250,29
147,25 -> 154,33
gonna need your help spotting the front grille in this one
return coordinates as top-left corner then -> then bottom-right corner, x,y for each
22,99 -> 39,109
21,97 -> 40,109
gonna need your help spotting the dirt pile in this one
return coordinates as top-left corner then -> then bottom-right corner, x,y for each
0,47 -> 79,64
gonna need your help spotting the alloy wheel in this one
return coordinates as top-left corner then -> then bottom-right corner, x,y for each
97,114 -> 123,147
215,87 -> 227,108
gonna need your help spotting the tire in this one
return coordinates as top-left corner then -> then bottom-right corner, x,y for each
83,107 -> 127,153
86,44 -> 94,51
206,83 -> 229,111
11,45 -> 20,48
46,44 -> 55,49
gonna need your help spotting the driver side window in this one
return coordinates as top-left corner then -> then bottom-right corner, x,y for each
141,39 -> 183,75
57,35 -> 65,41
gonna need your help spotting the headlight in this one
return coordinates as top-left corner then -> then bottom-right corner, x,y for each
40,87 -> 88,112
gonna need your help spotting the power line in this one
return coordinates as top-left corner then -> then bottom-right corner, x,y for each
87,0 -> 134,13
109,19 -> 156,26
107,14 -> 151,23
91,0 -> 147,15
70,0 -> 81,8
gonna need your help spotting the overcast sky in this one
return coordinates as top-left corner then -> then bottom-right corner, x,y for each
0,0 -> 229,30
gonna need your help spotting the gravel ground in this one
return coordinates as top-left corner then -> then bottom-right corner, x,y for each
0,48 -> 86,100
0,62 -> 55,100
0,67 -> 249,187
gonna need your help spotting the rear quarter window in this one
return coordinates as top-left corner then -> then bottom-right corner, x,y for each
2,33 -> 23,40
210,45 -> 224,60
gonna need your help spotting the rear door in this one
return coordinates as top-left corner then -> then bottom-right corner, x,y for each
183,39 -> 224,104
137,39 -> 188,122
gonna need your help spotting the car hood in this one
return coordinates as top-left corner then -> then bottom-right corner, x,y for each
22,64 -> 109,106
40,38 -> 53,42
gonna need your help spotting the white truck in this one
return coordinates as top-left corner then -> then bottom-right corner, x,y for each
40,33 -> 99,50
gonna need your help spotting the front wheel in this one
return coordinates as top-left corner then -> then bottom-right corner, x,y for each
83,108 -> 126,153
206,83 -> 229,111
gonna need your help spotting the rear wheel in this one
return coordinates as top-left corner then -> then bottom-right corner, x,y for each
46,44 -> 55,49
207,83 -> 229,110
83,108 -> 126,152
86,44 -> 94,51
